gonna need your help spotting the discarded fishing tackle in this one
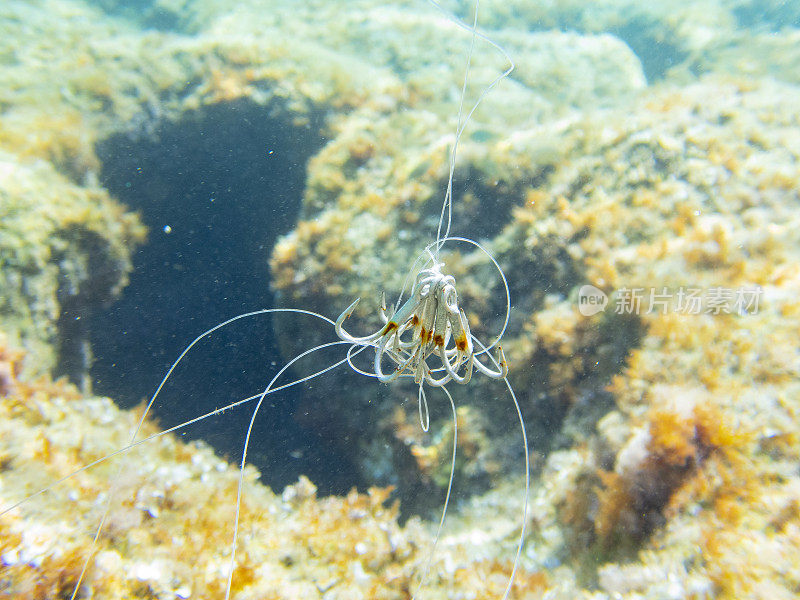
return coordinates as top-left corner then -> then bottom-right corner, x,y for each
336,249 -> 508,386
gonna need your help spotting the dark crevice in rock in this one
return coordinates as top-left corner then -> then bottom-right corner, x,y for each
425,166 -> 543,245
90,99 -> 358,495
53,227 -> 131,391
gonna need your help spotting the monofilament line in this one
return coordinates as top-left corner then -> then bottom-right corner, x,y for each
430,0 -> 515,259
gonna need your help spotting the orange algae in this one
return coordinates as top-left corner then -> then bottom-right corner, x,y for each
561,396 -> 758,576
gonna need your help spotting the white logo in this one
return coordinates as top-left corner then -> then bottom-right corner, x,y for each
578,285 -> 608,316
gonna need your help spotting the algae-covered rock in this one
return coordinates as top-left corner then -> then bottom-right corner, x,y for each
0,337 -> 534,599
2,0 -> 800,598
498,76 -> 800,596
273,66 -> 800,596
0,151 -> 145,382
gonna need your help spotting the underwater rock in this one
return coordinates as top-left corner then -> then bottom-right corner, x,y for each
2,0 -> 643,511
445,0 -> 800,85
513,77 -> 800,595
2,0 -> 800,598
267,21 -> 645,511
0,336 -> 538,598
271,68 -> 800,503
0,150 -> 145,384
275,68 -> 800,595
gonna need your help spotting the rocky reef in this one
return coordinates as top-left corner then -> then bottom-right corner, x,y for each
269,1 -> 800,597
274,72 -> 800,597
0,337 -> 541,599
1,0 -> 800,598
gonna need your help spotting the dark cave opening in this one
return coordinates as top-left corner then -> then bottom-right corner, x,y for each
91,99 -> 358,495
